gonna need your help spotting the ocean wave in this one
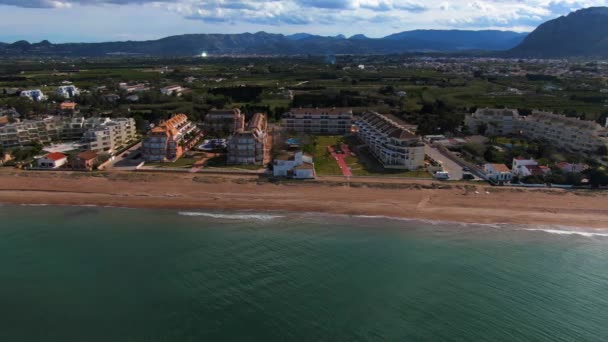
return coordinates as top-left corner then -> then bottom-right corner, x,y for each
178,211 -> 284,221
523,228 -> 608,238
20,203 -> 49,207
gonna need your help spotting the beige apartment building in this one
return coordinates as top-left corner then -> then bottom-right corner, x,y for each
81,118 -> 137,153
356,112 -> 425,170
227,113 -> 267,165
282,107 -> 353,134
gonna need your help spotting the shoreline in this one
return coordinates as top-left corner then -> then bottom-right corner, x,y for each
1,170 -> 608,228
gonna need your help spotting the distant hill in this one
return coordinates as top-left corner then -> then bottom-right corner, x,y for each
349,34 -> 370,40
510,7 -> 608,57
0,30 -> 528,57
383,30 -> 528,51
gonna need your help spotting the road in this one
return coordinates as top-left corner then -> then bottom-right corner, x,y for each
106,142 -> 143,170
425,144 -> 463,180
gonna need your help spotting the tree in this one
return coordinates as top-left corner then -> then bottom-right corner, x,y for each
477,123 -> 488,136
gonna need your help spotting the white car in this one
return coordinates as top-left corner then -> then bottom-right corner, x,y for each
434,171 -> 450,180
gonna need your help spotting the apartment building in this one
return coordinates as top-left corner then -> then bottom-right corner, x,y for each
282,107 -> 353,134
523,111 -> 608,154
355,112 -> 425,170
204,108 -> 245,134
81,118 -> 137,153
56,85 -> 79,98
160,85 -> 185,96
464,108 -> 608,155
0,116 -> 135,152
227,113 -> 267,165
20,89 -> 46,101
142,114 -> 199,162
0,117 -> 62,148
464,108 -> 520,136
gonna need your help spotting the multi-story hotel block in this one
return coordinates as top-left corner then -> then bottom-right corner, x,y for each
355,112 -> 425,170
142,114 -> 199,162
204,108 -> 245,134
464,108 -> 608,154
227,113 -> 267,165
282,107 -> 353,134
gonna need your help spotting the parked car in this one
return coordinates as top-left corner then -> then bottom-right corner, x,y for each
434,171 -> 450,180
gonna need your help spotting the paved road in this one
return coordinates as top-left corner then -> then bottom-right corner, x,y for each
425,144 -> 463,180
106,142 -> 142,170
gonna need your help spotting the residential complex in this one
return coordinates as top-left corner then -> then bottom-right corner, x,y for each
142,114 -> 199,162
464,108 -> 608,154
227,113 -> 267,165
282,107 -> 353,134
355,112 -> 425,170
204,108 -> 245,134
0,116 -> 136,152
56,85 -> 79,98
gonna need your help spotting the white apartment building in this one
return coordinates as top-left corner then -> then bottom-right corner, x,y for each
56,85 -> 79,98
464,108 -> 608,155
0,116 -> 135,152
356,112 -> 425,170
0,117 -> 62,148
81,118 -> 136,153
20,89 -> 47,102
464,108 -> 520,136
282,108 -> 353,134
227,113 -> 267,165
523,111 -> 608,154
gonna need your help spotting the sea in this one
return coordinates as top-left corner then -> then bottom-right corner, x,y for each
1,205 -> 608,341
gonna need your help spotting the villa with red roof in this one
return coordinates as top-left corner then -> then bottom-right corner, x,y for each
37,152 -> 68,169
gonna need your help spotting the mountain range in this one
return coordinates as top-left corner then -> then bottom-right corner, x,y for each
0,30 -> 527,57
509,7 -> 608,58
0,6 -> 606,58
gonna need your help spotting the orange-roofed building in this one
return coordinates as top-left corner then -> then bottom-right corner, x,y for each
59,101 -> 77,111
142,114 -> 200,162
37,152 -> 68,169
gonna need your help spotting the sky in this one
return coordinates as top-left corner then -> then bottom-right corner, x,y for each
0,0 -> 605,43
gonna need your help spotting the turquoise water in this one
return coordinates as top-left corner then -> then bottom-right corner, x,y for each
1,206 -> 608,341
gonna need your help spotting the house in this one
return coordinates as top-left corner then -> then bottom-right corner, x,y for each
142,114 -> 200,162
355,112 -> 425,170
73,150 -> 99,171
227,113 -> 267,165
59,101 -> 77,112
204,108 -> 245,134
160,85 -> 185,96
126,95 -> 139,102
281,107 -> 353,134
484,163 -> 513,183
103,94 -> 120,103
556,162 -> 589,174
37,152 -> 68,169
56,85 -> 79,98
119,83 -> 149,93
20,89 -> 46,101
512,157 -> 550,177
273,151 -> 315,179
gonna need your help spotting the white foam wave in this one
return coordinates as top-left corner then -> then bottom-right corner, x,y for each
20,203 -> 49,207
178,212 -> 284,221
523,228 -> 608,238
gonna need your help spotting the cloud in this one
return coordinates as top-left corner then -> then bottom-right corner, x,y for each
1,0 -> 607,36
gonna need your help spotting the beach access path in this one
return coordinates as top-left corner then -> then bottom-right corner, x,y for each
328,145 -> 353,177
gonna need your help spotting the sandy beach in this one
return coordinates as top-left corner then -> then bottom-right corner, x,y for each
1,169 -> 607,228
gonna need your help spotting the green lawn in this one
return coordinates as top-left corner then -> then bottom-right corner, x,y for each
307,136 -> 344,176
